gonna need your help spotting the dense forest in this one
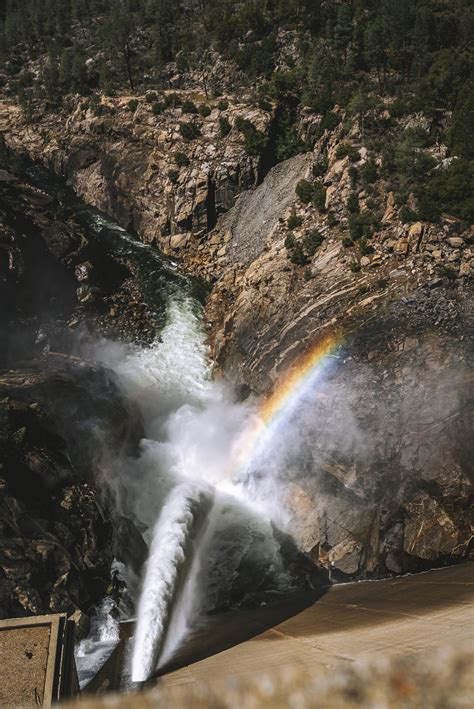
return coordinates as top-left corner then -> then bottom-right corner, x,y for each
0,0 -> 473,220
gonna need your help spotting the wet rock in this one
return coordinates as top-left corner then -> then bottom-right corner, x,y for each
0,364 -> 143,619
75,261 -> 94,282
403,493 -> 467,560
76,284 -> 100,305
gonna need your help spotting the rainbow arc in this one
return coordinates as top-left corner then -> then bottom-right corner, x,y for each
230,334 -> 342,478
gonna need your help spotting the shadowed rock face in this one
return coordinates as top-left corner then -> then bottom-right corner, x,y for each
0,150 -> 150,622
0,362 -> 143,620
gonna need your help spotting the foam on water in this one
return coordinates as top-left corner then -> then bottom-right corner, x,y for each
82,295 -> 310,683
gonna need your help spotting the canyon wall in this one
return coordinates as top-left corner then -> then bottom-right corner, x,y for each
1,91 -> 472,581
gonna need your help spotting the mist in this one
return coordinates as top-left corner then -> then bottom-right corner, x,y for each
75,294 -> 468,684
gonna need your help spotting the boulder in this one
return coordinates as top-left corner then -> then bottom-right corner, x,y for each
382,192 -> 397,223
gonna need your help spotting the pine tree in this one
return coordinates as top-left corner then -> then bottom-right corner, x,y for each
333,4 -> 353,65
43,53 -> 60,101
449,81 -> 474,160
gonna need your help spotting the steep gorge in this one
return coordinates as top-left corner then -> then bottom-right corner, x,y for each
1,90 -> 471,585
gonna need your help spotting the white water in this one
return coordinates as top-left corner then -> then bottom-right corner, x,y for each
130,482 -> 213,682
85,296 -> 295,683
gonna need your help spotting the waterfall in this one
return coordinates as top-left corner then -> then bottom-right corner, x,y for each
130,482 -> 213,682
85,295 -> 312,684
93,296 -> 291,681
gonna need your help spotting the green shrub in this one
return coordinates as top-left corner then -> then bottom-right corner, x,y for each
146,92 -> 158,103
182,99 -> 198,113
289,243 -> 308,265
449,82 -> 474,159
287,212 -> 303,230
399,205 -> 418,223
327,212 -> 339,227
284,233 -> 296,249
199,104 -> 211,117
347,192 -> 360,214
152,101 -> 165,115
179,122 -> 201,140
416,159 -> 474,222
336,143 -> 360,162
312,158 -> 328,178
219,116 -> 231,137
349,215 -> 363,240
127,98 -> 138,112
164,93 -> 181,108
244,129 -> 266,156
342,236 -> 353,247
360,160 -> 377,184
349,260 -> 361,272
167,169 -> 179,184
436,264 -> 457,280
348,165 -> 358,189
234,116 -> 247,132
217,99 -> 229,111
303,229 -> 324,256
312,181 -> 327,211
321,112 -> 341,132
359,238 -> 374,255
233,116 -> 266,155
295,179 -> 313,203
349,209 -> 381,239
174,151 -> 190,167
258,98 -> 272,112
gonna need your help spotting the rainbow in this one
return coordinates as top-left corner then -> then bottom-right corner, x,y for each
230,333 -> 343,478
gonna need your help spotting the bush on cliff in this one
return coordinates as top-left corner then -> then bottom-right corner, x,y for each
182,99 -> 198,114
303,229 -> 324,256
179,122 -> 201,140
219,116 -> 231,137
175,152 -> 190,168
416,159 -> 474,222
295,179 -> 313,203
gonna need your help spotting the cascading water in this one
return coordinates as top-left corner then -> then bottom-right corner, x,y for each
131,482 -> 213,682
94,295 -> 300,683
19,160 -> 329,689
76,290 -> 323,685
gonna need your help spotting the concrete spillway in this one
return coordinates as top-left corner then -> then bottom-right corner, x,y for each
158,562 -> 473,691
83,562 -> 473,696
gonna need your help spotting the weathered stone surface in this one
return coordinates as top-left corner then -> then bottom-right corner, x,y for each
0,148 -> 147,621
447,236 -> 465,248
382,191 -> 397,223
202,148 -> 473,580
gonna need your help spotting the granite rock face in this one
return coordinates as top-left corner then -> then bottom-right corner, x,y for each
1,94 -> 271,253
1,96 -> 472,582
203,149 -> 473,579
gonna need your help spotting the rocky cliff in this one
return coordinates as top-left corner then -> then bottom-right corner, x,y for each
0,150 -> 151,622
1,90 -> 472,583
